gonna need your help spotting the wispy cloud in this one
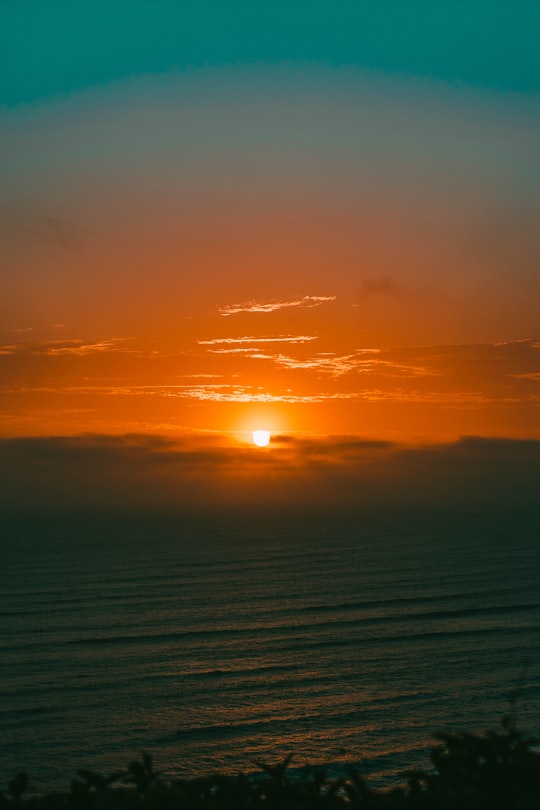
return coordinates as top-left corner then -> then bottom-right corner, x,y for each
198,335 -> 318,345
513,372 -> 540,381
2,339 -> 538,420
178,373 -> 223,379
42,340 -> 128,357
241,349 -> 434,378
8,382 -> 534,408
36,215 -> 86,250
356,275 -> 400,299
3,208 -> 87,251
1,383 -> 350,404
115,385 -> 337,405
206,348 -> 262,355
0,338 -> 135,357
196,340 -> 433,377
219,296 -> 336,316
263,339 -> 540,382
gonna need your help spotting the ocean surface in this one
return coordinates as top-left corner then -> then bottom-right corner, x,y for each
1,508 -> 539,792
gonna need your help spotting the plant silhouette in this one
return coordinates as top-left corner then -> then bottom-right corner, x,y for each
1,723 -> 539,809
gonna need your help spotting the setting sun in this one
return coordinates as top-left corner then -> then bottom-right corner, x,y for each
252,430 -> 271,447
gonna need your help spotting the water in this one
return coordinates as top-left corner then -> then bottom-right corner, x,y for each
1,508 -> 539,792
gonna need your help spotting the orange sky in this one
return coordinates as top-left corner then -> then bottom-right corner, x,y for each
1,59 -> 539,507
1,329 -> 539,441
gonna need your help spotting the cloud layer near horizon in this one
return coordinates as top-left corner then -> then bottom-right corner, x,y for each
1,433 -> 538,511
1,337 -> 538,439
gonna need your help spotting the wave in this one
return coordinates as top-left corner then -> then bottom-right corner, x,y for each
2,514 -> 539,790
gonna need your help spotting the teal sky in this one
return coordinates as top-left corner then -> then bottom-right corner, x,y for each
2,0 -> 540,106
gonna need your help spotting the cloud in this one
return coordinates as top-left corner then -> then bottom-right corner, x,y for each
204,345 -> 433,378
266,350 -> 434,377
0,433 -> 538,511
1,339 -> 539,421
121,385 -> 338,404
0,345 -> 20,356
513,372 -> 540,381
5,375 -> 540,408
37,215 -> 86,251
196,339 -> 540,386
205,348 -> 260,355
0,338 -> 136,357
1,383 -> 339,403
218,296 -> 336,316
178,373 -> 223,379
356,276 -> 400,299
198,335 -> 318,345
13,381 -> 487,405
1,206 -> 86,251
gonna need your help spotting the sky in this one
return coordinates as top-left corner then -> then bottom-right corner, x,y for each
1,1 -> 539,508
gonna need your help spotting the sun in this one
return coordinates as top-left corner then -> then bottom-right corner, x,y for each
252,430 -> 271,447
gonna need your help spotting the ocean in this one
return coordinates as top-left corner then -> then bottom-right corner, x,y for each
1,508 -> 539,792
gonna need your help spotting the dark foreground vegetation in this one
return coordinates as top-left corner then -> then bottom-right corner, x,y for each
2,722 -> 539,810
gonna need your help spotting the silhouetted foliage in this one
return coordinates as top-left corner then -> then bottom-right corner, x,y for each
2,724 -> 539,809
